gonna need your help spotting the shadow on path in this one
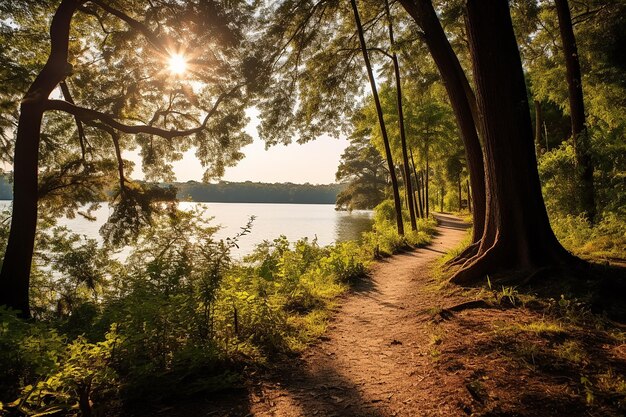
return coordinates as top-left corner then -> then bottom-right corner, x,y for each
433,212 -> 471,231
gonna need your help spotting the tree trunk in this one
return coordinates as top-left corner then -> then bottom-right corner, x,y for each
425,145 -> 429,218
440,186 -> 444,212
350,0 -> 404,235
467,179 -> 472,213
555,0 -> 595,222
450,0 -> 577,285
385,0 -> 417,231
534,100 -> 544,155
0,0 -> 79,318
398,0 -> 485,243
458,177 -> 462,211
400,164 -> 410,211
410,149 -> 424,218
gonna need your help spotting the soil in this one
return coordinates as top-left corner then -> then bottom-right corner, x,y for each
162,213 -> 626,417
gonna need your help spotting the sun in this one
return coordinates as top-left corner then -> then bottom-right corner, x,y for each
168,53 -> 187,75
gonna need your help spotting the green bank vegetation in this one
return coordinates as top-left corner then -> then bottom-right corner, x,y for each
0,203 -> 434,415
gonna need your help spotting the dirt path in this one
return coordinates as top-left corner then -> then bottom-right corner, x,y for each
164,213 -> 625,417
243,213 -> 471,417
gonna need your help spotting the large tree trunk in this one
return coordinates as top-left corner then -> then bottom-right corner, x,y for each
555,0 -> 595,222
0,105 -> 43,317
450,0 -> 576,285
0,0 -> 80,318
398,0 -> 485,243
350,0 -> 404,235
385,0 -> 417,231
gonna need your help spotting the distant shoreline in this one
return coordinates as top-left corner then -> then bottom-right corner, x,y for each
0,179 -> 346,205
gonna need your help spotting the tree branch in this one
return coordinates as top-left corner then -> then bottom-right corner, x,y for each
86,0 -> 168,54
59,81 -> 88,160
44,84 -> 241,139
94,122 -> 126,192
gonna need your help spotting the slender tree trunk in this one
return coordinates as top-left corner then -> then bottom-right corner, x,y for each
350,0 -> 404,235
534,100 -> 544,155
467,179 -> 472,213
458,177 -> 462,211
555,0 -> 595,222
419,171 -> 425,217
425,145 -> 430,218
412,184 -> 421,219
400,164 -> 410,210
398,0 -> 485,243
440,186 -> 444,212
0,0 -> 79,318
385,0 -> 417,231
410,149 -> 424,218
450,0 -> 577,285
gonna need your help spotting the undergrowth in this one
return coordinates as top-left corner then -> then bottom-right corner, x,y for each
0,202 -> 436,416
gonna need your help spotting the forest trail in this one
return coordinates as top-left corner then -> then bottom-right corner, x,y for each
239,213 -> 473,416
166,213 -> 626,417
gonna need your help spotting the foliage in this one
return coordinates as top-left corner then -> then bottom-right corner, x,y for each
335,133 -> 388,210
1,204 -> 426,413
550,213 -> 626,260
362,199 -> 436,256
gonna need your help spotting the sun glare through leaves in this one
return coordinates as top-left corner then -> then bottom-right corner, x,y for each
168,53 -> 188,75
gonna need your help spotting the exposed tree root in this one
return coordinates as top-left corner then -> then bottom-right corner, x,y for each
433,300 -> 498,321
445,299 -> 492,312
444,241 -> 480,269
449,241 -> 502,285
450,240 -> 589,287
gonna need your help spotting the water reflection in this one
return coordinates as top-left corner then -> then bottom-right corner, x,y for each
0,201 -> 373,257
334,210 -> 374,242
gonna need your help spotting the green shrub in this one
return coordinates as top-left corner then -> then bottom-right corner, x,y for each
0,312 -> 119,416
551,213 -> 626,259
1,203 -> 438,413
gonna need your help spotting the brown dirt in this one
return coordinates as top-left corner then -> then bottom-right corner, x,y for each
162,213 -> 626,417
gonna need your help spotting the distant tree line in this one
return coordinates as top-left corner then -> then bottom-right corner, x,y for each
175,181 -> 344,204
0,174 -> 343,204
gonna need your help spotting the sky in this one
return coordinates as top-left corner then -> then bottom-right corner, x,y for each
172,135 -> 349,184
128,108 -> 350,185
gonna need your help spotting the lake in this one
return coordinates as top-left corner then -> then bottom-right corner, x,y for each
0,201 -> 373,257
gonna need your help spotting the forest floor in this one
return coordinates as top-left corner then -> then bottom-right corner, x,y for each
164,213 -> 626,417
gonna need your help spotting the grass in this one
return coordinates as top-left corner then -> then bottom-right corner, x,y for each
518,320 -> 566,335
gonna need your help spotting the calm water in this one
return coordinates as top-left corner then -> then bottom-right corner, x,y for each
0,202 -> 373,257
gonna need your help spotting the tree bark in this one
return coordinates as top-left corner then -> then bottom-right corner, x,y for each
410,149 -> 424,218
450,0 -> 577,285
440,186 -> 444,212
467,179 -> 472,213
458,177 -> 462,211
385,0 -> 417,231
350,0 -> 404,235
555,0 -> 595,222
425,142 -> 429,218
0,0 -> 81,318
398,0 -> 485,242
